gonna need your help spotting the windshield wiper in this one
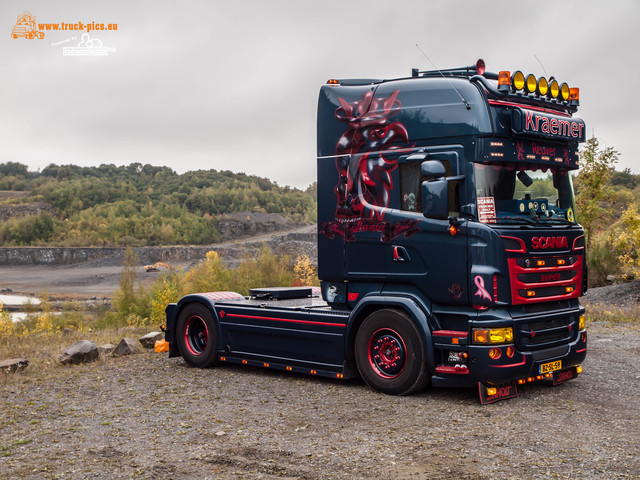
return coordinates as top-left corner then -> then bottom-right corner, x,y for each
537,217 -> 574,225
487,216 -> 537,225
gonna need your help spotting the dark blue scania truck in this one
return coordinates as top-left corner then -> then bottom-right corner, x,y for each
165,60 -> 587,403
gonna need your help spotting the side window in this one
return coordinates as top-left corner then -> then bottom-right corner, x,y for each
399,159 -> 460,217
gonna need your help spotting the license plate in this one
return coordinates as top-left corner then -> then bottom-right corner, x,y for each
539,360 -> 562,374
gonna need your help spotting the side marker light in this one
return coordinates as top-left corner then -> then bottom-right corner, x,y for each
576,366 -> 583,374
487,387 -> 497,396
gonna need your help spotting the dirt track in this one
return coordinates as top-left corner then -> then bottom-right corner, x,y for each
0,226 -> 316,300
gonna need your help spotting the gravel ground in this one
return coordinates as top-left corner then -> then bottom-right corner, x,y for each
1,318 -> 639,480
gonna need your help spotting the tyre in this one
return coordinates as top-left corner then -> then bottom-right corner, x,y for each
355,309 -> 430,395
176,303 -> 217,368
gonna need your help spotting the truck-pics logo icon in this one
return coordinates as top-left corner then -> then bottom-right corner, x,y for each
11,11 -> 44,39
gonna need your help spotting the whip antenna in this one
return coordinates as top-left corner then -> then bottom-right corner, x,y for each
415,44 -> 470,110
534,54 -> 548,78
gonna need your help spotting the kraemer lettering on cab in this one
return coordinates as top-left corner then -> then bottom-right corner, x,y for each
514,109 -> 586,142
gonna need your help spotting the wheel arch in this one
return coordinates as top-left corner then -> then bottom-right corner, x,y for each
167,294 -> 222,357
345,294 -> 435,375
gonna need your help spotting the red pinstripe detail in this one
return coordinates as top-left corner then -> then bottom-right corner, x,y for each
487,99 -> 571,116
225,312 -> 346,327
576,348 -> 586,353
432,330 -> 468,337
489,356 -> 526,368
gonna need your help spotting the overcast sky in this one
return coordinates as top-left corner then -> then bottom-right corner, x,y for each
1,0 -> 637,189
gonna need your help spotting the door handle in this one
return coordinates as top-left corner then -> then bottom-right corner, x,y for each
393,246 -> 411,263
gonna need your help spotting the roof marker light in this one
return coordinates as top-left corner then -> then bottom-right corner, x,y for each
537,77 -> 548,96
526,74 -> 537,94
498,71 -> 511,92
549,79 -> 559,99
569,87 -> 580,106
512,71 -> 525,91
476,59 -> 486,75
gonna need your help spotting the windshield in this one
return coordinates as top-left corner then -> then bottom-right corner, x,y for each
474,163 -> 576,225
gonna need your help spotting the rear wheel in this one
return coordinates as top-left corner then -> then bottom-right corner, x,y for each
176,303 -> 217,367
355,309 -> 429,395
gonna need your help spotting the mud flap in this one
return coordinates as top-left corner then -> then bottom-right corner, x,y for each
552,366 -> 578,386
478,382 -> 518,405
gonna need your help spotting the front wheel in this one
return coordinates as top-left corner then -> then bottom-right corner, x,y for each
176,303 -> 217,368
355,309 -> 430,395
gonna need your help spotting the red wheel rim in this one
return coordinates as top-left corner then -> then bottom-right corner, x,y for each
184,315 -> 209,356
367,328 -> 407,378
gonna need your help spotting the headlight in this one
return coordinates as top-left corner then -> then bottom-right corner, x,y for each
472,327 -> 514,344
579,314 -> 585,330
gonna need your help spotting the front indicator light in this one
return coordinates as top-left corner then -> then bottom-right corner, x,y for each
488,348 -> 502,360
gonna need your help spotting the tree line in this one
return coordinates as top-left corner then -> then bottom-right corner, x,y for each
0,162 -> 317,246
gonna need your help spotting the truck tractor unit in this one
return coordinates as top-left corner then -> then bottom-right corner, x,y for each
165,59 -> 587,403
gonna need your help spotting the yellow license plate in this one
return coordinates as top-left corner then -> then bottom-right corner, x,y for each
540,360 -> 562,374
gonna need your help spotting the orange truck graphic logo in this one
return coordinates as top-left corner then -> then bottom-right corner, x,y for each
11,11 -> 44,39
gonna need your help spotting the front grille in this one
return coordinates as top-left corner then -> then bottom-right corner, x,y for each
516,313 -> 578,350
507,255 -> 583,305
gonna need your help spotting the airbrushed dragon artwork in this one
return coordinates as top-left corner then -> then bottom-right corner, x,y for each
320,89 -> 420,242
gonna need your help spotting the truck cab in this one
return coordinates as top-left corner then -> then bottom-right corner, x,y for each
316,60 -> 586,401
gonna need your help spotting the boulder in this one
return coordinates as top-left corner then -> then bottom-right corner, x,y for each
0,358 -> 29,373
139,331 -> 164,349
112,337 -> 140,357
98,343 -> 115,356
59,340 -> 99,365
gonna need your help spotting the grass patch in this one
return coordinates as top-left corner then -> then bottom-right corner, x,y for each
584,302 -> 640,325
0,325 -> 154,384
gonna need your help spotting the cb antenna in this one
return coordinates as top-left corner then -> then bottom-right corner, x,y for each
415,44 -> 470,110
534,54 -> 548,78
